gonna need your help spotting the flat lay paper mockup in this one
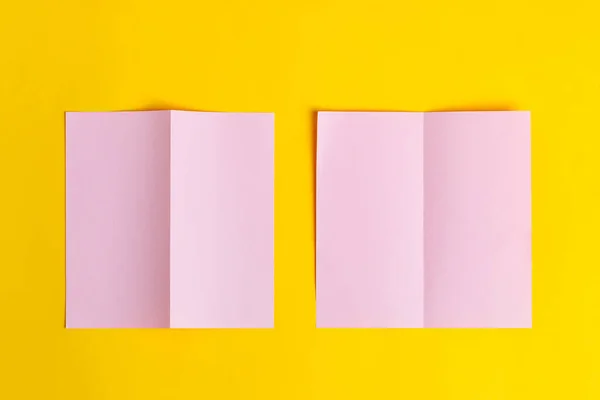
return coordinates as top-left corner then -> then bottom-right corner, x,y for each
316,111 -> 531,328
66,111 -> 274,328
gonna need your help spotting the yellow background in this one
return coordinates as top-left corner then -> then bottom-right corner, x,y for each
1,0 -> 598,398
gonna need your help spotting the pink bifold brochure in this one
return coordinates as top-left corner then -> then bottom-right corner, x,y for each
66,111 -> 274,328
316,111 -> 531,328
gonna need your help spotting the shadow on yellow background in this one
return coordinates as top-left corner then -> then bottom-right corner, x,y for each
1,0 -> 599,398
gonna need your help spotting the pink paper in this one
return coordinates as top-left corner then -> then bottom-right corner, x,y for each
316,113 -> 424,328
170,112 -> 274,328
66,111 -> 274,328
316,111 -> 531,328
66,111 -> 171,328
424,112 -> 531,328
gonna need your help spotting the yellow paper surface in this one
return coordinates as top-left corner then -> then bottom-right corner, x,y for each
1,0 -> 598,398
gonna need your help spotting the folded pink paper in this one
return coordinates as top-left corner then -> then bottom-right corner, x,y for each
66,111 -> 274,328
316,111 -> 531,328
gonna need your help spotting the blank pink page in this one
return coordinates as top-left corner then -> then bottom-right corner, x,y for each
66,111 -> 170,328
316,112 -> 424,328
169,111 -> 274,328
424,112 -> 531,328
